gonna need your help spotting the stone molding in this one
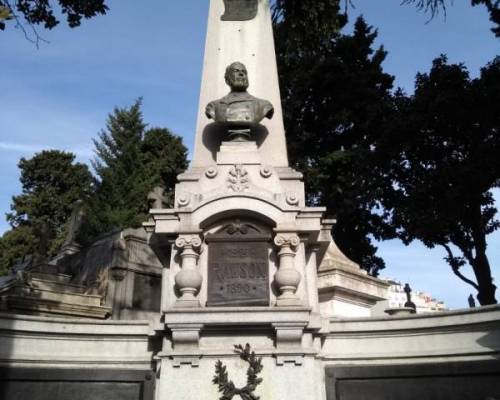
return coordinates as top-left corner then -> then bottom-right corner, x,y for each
0,313 -> 152,369
164,323 -> 204,367
322,305 -> 500,364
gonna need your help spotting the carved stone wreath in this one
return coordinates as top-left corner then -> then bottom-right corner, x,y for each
212,344 -> 263,400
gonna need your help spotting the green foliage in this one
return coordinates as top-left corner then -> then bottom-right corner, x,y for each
86,99 -> 188,237
384,55 -> 500,305
0,0 -> 108,30
274,8 -> 397,275
0,150 -> 93,272
0,225 -> 36,275
0,102 -> 187,275
0,0 -> 108,45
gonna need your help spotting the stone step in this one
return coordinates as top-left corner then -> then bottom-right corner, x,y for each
29,276 -> 87,294
11,286 -> 103,307
30,271 -> 73,284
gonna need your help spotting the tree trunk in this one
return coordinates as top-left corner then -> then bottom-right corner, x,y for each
470,253 -> 497,305
469,202 -> 497,305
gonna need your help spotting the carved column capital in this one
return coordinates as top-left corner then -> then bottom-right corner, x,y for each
274,234 -> 300,251
175,235 -> 203,252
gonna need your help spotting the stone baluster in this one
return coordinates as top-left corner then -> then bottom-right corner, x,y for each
174,235 -> 203,308
274,234 -> 302,306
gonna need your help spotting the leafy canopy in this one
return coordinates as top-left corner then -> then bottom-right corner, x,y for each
0,102 -> 188,275
86,99 -> 188,237
384,55 -> 500,304
274,4 -> 397,276
0,150 -> 93,270
0,0 -> 108,44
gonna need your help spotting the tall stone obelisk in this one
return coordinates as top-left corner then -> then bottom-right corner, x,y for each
148,3 -> 389,400
192,0 -> 288,168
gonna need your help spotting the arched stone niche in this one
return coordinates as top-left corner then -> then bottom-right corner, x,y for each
200,217 -> 277,307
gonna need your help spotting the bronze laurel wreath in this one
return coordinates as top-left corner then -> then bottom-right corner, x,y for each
212,343 -> 264,400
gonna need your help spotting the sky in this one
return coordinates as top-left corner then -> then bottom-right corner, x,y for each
0,0 -> 498,309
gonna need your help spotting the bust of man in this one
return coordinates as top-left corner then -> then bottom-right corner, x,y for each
206,62 -> 274,140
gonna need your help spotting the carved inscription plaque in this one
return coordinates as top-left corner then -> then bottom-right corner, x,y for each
221,0 -> 258,21
207,239 -> 269,306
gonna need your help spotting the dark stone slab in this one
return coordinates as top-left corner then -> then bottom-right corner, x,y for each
207,234 -> 270,307
221,0 -> 258,21
325,360 -> 500,400
0,368 -> 154,400
132,273 -> 161,312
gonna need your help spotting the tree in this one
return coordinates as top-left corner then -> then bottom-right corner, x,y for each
273,2 -> 397,276
0,225 -> 36,275
0,0 -> 108,45
87,99 -> 188,236
402,0 -> 500,37
0,150 -> 93,271
384,55 -> 500,305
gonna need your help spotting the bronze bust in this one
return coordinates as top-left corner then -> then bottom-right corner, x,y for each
206,62 -> 274,141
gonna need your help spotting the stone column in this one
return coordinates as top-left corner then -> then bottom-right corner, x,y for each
174,235 -> 203,308
307,245 -> 321,314
274,234 -> 302,306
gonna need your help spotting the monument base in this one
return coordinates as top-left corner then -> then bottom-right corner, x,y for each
217,140 -> 261,164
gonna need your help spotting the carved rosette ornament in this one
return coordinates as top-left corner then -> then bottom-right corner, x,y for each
260,166 -> 272,178
286,192 -> 299,206
273,234 -> 302,306
228,164 -> 250,192
206,166 -> 218,179
174,235 -> 203,307
177,194 -> 190,207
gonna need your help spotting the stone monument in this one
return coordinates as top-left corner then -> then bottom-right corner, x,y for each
1,2 -> 500,400
145,1 -> 389,399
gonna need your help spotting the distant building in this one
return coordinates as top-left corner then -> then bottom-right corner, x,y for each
382,279 -> 448,313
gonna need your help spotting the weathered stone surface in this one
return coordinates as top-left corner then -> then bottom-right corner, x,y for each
323,305 -> 500,363
0,312 -> 154,369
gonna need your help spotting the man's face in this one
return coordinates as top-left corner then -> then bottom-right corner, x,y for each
226,63 -> 249,91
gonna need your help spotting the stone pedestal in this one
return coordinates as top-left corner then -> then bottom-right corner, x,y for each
217,141 -> 261,164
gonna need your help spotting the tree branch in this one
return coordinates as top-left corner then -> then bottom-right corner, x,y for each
441,243 -> 479,290
401,0 -> 449,19
3,0 -> 48,48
